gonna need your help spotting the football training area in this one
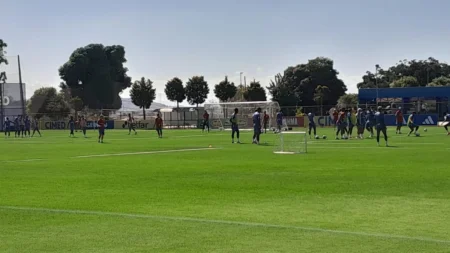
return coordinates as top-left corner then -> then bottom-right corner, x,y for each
0,127 -> 449,252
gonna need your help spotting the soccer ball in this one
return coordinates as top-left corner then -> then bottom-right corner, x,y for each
342,135 -> 348,139
322,135 -> 327,139
415,132 -> 420,137
315,135 -> 320,139
424,128 -> 428,132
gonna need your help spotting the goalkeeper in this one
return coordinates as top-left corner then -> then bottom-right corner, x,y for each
230,108 -> 240,143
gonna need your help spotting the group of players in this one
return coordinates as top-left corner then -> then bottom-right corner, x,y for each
3,115 -> 42,138
306,106 -> 450,147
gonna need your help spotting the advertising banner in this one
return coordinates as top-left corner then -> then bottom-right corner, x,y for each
115,120 -> 153,129
283,116 -> 305,127
41,120 -> 115,130
305,114 -> 438,127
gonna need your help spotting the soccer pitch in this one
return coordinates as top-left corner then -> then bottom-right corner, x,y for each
0,128 -> 449,253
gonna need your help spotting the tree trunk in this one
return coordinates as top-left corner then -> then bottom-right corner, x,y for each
143,107 -> 146,120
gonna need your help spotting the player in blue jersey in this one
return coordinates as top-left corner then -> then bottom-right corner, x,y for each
3,117 -> 11,138
375,106 -> 388,146
24,116 -> 31,137
230,108 -> 240,143
14,116 -> 20,138
443,112 -> 450,135
31,117 -> 42,137
307,112 -> 316,139
19,115 -> 25,138
276,110 -> 283,132
252,108 -> 262,144
356,108 -> 365,139
68,116 -> 75,137
407,112 -> 419,136
365,108 -> 374,138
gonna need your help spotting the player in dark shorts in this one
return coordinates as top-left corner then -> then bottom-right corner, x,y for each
263,111 -> 269,133
365,108 -> 374,138
98,115 -> 106,143
276,110 -> 283,132
3,117 -> 11,138
128,114 -> 137,135
407,112 -> 419,136
24,116 -> 31,137
202,111 -> 210,132
356,108 -> 365,139
31,117 -> 42,137
252,108 -> 262,144
230,108 -> 240,143
68,116 -> 75,137
14,116 -> 20,138
375,106 -> 388,146
307,112 -> 316,138
444,112 -> 450,135
155,113 -> 163,138
19,115 -> 25,138
80,116 -> 87,137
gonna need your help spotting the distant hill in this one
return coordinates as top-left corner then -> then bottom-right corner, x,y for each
119,98 -> 168,112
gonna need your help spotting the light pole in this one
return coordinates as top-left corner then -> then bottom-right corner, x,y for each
375,64 -> 380,106
239,72 -> 243,87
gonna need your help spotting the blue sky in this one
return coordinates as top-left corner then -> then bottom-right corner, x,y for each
2,0 -> 450,106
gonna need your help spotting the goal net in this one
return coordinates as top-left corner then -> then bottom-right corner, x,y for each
274,131 -> 307,154
204,101 -> 285,130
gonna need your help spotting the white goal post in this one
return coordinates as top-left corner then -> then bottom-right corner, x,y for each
274,131 -> 307,154
204,101 -> 287,130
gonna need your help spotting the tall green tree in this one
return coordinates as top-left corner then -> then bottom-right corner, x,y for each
0,39 -> 7,65
214,76 -> 237,102
58,44 -> 132,109
389,76 -> 419,88
244,80 -> 267,101
427,76 -> 450,87
267,73 -> 298,116
165,77 -> 185,108
313,85 -> 330,115
185,76 -> 209,107
130,77 -> 156,120
269,57 -> 346,109
337,94 -> 358,109
27,87 -> 70,119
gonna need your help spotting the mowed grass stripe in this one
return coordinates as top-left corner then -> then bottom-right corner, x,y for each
1,205 -> 449,245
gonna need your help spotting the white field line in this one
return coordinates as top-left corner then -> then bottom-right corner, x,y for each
71,147 -> 220,159
0,206 -> 449,245
1,148 -> 220,163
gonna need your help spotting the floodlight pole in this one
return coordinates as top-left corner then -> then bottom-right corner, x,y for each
18,55 -> 25,115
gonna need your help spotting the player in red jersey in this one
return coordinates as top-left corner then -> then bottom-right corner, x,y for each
263,111 -> 269,133
395,107 -> 404,134
332,109 -> 339,129
97,115 -> 106,143
154,113 -> 163,138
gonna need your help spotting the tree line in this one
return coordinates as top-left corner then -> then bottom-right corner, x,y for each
1,40 -> 449,119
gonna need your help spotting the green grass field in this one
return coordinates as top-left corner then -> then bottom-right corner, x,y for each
0,127 -> 449,252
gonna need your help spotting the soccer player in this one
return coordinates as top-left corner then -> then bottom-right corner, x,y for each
348,108 -> 357,138
230,108 -> 240,143
307,112 -> 316,139
443,112 -> 450,135
127,114 -> 137,135
97,115 -> 106,143
365,108 -> 374,138
19,115 -> 25,138
263,111 -> 269,133
332,109 -> 339,129
407,112 -> 419,136
14,116 -> 20,138
335,109 -> 347,139
276,110 -> 283,133
375,106 -> 388,146
4,117 -> 11,138
395,107 -> 404,134
356,108 -> 365,139
80,116 -> 87,137
24,116 -> 31,137
202,111 -> 210,133
68,116 -> 75,137
155,113 -> 163,138
31,117 -> 41,137
252,108 -> 262,144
